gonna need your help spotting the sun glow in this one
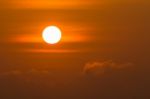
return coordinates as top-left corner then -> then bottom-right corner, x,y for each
42,26 -> 62,44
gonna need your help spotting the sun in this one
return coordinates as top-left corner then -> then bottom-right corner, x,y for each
42,26 -> 62,44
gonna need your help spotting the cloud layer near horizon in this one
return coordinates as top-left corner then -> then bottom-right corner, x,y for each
83,60 -> 134,77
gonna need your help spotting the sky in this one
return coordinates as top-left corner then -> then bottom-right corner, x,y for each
0,0 -> 150,99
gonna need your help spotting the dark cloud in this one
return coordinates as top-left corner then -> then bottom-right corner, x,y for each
83,60 -> 134,77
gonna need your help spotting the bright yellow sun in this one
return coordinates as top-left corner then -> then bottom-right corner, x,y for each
42,26 -> 62,44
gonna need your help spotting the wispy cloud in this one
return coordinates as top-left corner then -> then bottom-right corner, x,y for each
83,60 -> 134,77
0,69 -> 61,88
0,0 -> 103,9
0,69 -> 50,76
1,0 -> 148,9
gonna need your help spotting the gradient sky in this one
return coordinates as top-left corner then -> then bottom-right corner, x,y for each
0,0 -> 150,99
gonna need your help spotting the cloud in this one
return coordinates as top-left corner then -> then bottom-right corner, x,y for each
0,69 -> 61,89
0,0 -> 103,9
83,60 -> 134,77
0,69 -> 50,76
0,70 -> 22,76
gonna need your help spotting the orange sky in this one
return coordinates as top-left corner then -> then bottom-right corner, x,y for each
1,0 -> 150,9
0,0 -> 150,99
1,0 -> 102,9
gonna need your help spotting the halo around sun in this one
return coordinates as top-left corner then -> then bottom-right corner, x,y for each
42,26 -> 62,44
